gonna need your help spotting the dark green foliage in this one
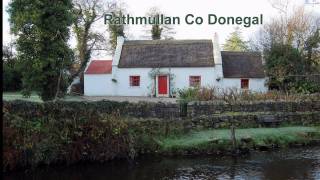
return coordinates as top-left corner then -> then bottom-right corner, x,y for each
291,81 -> 320,94
3,45 -> 22,91
7,0 -> 74,101
265,44 -> 304,91
3,62 -> 22,91
304,28 -> 320,72
108,11 -> 125,52
151,24 -> 162,40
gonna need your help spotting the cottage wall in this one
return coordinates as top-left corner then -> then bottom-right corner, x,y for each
221,78 -> 268,92
84,74 -> 113,96
113,67 -> 221,96
84,68 -> 267,96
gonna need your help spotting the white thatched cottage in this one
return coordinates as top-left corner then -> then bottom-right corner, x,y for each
84,33 -> 267,97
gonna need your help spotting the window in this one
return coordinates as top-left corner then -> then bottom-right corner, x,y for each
130,76 -> 140,86
241,79 -> 249,89
189,76 -> 201,87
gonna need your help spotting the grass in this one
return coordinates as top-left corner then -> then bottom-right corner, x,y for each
3,92 -> 43,102
156,126 -> 320,152
3,91 -> 85,102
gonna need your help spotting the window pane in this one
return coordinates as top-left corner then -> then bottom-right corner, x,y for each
189,76 -> 201,87
241,79 -> 249,89
130,76 -> 140,86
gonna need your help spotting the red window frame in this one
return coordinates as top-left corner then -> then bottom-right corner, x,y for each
241,79 -> 249,89
130,76 -> 140,87
189,76 -> 201,87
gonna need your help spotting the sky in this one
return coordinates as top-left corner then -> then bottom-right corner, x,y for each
2,0 -> 320,59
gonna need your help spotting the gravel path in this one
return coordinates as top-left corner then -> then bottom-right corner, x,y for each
82,96 -> 178,103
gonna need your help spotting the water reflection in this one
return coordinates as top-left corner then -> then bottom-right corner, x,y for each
4,147 -> 320,180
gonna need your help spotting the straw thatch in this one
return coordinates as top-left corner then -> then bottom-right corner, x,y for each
118,40 -> 215,68
221,51 -> 265,78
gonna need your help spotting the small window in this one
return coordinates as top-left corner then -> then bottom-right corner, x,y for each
241,79 -> 249,89
130,76 -> 140,86
189,76 -> 201,87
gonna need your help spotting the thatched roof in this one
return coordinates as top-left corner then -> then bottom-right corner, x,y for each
118,40 -> 215,68
221,51 -> 265,78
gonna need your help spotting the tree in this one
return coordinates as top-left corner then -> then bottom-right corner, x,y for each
3,44 -> 22,91
265,44 -> 304,90
249,1 -> 320,91
69,0 -> 109,94
304,28 -> 320,72
8,0 -> 74,101
107,2 -> 127,52
145,7 -> 175,40
72,0 -> 104,76
223,28 -> 248,51
151,24 -> 162,40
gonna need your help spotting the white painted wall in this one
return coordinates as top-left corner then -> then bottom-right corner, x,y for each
84,74 -> 113,96
221,78 -> 268,92
84,67 -> 267,96
112,67 -> 223,96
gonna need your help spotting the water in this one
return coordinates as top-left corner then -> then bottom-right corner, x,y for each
4,147 -> 320,180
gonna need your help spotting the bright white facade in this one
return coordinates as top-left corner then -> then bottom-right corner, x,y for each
84,34 -> 268,97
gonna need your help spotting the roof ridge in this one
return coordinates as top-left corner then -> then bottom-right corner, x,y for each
123,39 -> 212,45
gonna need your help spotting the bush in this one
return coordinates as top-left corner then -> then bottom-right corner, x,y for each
177,87 -> 320,104
3,106 -> 134,171
290,81 -> 320,94
3,61 -> 22,91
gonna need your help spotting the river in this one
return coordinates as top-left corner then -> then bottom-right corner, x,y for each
4,146 -> 320,180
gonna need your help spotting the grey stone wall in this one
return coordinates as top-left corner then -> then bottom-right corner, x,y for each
4,100 -> 320,128
187,101 -> 320,118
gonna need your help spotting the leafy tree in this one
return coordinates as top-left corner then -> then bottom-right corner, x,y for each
151,24 -> 162,40
250,2 -> 320,92
8,0 -> 74,101
223,28 -> 248,51
304,28 -> 320,73
145,7 -> 175,40
71,0 -> 111,77
108,8 -> 126,52
69,0 -> 108,94
265,44 -> 304,91
3,44 -> 22,91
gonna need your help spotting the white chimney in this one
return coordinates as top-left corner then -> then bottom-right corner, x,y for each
112,36 -> 125,66
213,33 -> 222,65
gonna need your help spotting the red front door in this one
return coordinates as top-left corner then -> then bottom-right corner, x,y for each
158,75 -> 168,95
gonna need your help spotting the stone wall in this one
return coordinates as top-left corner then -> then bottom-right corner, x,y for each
187,101 -> 320,117
3,100 -> 320,129
186,101 -> 320,128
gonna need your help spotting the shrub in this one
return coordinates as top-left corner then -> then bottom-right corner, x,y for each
290,81 -> 320,94
3,106 -> 134,171
177,87 -> 320,104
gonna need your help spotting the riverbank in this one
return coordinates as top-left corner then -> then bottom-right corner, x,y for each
153,126 -> 320,155
3,99 -> 320,172
5,146 -> 320,180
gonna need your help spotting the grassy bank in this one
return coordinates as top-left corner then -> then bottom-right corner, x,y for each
154,126 -> 320,154
2,92 -> 85,102
3,99 -> 320,172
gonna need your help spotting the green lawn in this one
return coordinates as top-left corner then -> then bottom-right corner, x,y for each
158,126 -> 320,151
3,92 -> 85,102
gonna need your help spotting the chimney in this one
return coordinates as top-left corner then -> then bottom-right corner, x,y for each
112,36 -> 125,81
112,36 -> 125,66
213,33 -> 222,65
